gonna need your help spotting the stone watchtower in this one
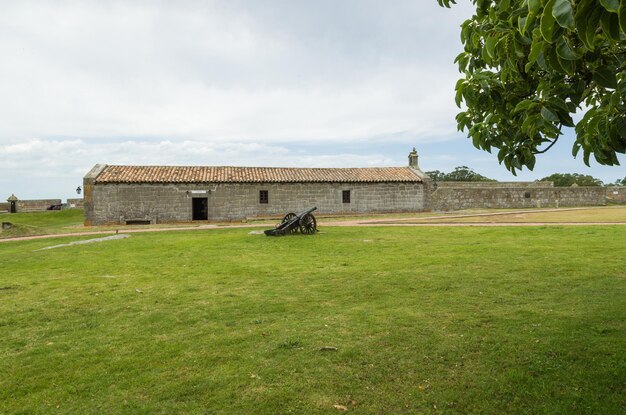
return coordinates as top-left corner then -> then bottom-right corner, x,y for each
407,147 -> 432,211
408,147 -> 420,170
7,194 -> 18,213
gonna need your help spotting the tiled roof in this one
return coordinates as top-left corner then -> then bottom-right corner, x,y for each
94,165 -> 423,184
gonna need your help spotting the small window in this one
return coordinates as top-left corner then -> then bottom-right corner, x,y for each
524,191 -> 531,199
342,190 -> 351,204
259,190 -> 269,204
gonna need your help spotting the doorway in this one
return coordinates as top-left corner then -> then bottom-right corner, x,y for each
9,201 -> 16,213
192,197 -> 208,220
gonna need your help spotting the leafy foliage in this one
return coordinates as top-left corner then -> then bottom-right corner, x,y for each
425,169 -> 446,181
539,172 -> 604,186
426,165 -> 496,181
438,0 -> 626,174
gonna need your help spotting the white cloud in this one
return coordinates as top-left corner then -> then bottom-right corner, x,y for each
4,1 -> 620,199
0,0 -> 471,144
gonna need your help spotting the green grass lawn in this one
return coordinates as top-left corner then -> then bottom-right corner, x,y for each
1,226 -> 625,414
0,209 -> 85,238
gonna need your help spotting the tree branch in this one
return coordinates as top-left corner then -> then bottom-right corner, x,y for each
533,136 -> 559,154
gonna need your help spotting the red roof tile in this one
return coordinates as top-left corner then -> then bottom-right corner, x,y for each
94,165 -> 422,184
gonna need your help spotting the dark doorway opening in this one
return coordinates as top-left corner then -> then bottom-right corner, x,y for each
192,197 -> 208,220
9,201 -> 16,213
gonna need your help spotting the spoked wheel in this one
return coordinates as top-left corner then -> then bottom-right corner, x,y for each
299,214 -> 317,234
281,213 -> 298,234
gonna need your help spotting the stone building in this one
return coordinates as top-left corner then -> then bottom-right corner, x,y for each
84,149 -> 429,225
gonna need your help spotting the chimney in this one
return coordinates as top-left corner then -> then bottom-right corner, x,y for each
408,147 -> 419,170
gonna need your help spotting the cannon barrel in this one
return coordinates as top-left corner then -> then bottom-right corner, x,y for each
296,206 -> 317,219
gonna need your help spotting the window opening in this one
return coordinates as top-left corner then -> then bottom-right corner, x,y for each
259,190 -> 269,204
342,190 -> 351,203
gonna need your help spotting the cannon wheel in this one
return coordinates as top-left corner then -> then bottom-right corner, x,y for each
299,214 -> 317,234
281,213 -> 298,234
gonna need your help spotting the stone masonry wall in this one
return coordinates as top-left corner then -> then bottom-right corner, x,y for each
606,186 -> 626,203
66,198 -> 84,208
430,184 -> 605,211
435,181 -> 553,188
1,200 -> 61,212
16,199 -> 62,212
86,182 -> 425,225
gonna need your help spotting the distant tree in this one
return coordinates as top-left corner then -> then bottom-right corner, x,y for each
445,166 -> 496,181
425,170 -> 446,181
438,0 -> 626,174
540,173 -> 603,186
621,176 -> 626,186
427,166 -> 496,182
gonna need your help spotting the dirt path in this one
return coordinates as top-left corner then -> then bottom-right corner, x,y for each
326,221 -> 626,227
2,207 -> 624,243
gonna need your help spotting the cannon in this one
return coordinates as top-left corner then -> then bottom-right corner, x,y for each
264,207 -> 318,236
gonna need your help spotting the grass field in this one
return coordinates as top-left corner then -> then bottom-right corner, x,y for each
1,224 -> 625,414
397,206 -> 626,224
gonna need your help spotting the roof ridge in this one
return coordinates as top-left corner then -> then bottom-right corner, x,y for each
102,165 -> 412,169
92,164 -> 422,184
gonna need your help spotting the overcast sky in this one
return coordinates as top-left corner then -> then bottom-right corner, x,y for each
1,0 -> 624,200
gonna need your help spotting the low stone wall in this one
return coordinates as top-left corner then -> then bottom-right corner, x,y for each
16,199 -> 62,212
606,186 -> 626,203
0,202 -> 9,212
430,184 -> 605,211
435,181 -> 553,189
66,198 -> 84,208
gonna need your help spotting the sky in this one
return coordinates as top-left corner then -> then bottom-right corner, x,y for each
1,0 -> 624,201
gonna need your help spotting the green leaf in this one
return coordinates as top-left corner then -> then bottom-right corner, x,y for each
514,99 -> 536,113
541,0 -> 557,43
552,0 -> 575,30
586,7 -> 604,49
528,0 -> 541,14
575,0 -> 594,49
545,45 -> 566,73
599,0 -> 620,13
593,66 -> 618,89
620,1 -> 626,35
485,35 -> 498,60
518,16 -> 527,34
583,148 -> 591,166
616,118 -> 626,140
536,51 -> 548,71
600,10 -> 621,41
555,37 -> 581,60
497,147 -> 507,163
527,153 -> 537,170
547,97 -> 569,114
541,107 -> 560,123
547,98 -> 575,127
559,112 -> 575,128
